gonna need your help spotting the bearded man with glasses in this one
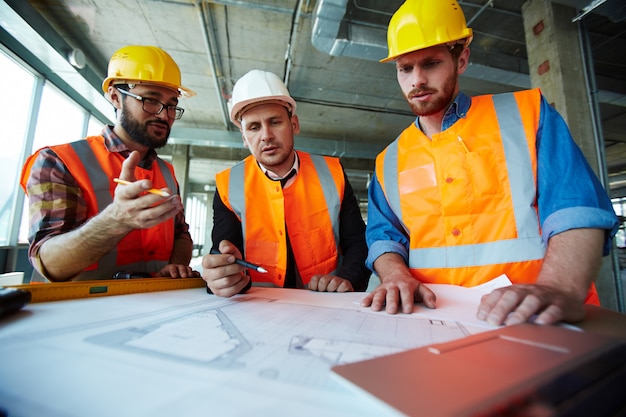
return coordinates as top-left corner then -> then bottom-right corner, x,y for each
20,45 -> 200,282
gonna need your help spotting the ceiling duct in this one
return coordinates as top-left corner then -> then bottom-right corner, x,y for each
311,0 -> 387,61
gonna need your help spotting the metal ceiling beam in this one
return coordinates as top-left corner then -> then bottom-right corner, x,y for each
284,0 -> 310,86
465,0 -> 494,26
197,0 -> 231,129
206,0 -> 292,14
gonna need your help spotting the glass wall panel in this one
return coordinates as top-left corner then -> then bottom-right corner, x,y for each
0,52 -> 35,246
18,83 -> 92,243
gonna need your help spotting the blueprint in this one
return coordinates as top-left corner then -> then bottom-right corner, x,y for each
0,283 -> 504,417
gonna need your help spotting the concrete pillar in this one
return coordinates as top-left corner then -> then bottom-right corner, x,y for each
522,0 -> 621,310
171,144 -> 190,204
522,0 -> 599,170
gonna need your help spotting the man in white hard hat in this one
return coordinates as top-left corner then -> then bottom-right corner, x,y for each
201,70 -> 370,296
21,45 -> 199,282
362,0 -> 618,325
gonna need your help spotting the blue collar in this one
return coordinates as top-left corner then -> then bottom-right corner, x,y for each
415,92 -> 471,132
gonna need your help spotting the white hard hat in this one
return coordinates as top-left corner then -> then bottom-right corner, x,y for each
228,70 -> 297,127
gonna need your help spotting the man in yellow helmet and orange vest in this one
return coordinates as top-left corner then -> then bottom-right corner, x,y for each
20,45 -> 199,282
362,1 -> 618,325
201,70 -> 370,296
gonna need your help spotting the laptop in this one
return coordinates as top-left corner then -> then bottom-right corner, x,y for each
331,323 -> 626,417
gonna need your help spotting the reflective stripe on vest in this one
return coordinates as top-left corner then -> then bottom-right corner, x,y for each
228,162 -> 247,242
68,140 -> 119,272
382,92 -> 545,270
310,153 -> 341,244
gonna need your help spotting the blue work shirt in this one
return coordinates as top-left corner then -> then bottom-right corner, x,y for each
366,91 -> 618,271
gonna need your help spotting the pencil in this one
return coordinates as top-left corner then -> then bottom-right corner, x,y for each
113,178 -> 171,197
210,249 -> 268,273
457,136 -> 470,153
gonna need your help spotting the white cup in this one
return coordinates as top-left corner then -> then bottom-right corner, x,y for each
0,272 -> 25,286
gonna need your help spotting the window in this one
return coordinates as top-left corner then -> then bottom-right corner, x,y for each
17,83 -> 99,243
32,83 -> 88,150
612,197 -> 625,249
87,116 -> 105,137
0,47 -> 107,246
186,193 -> 208,257
0,51 -> 35,246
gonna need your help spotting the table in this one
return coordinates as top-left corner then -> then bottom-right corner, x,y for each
1,285 -> 624,417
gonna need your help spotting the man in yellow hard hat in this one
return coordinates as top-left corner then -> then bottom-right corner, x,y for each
201,70 -> 370,296
363,0 -> 618,325
20,45 -> 199,282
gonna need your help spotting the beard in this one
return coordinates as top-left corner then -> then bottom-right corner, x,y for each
119,105 -> 171,149
405,71 -> 458,117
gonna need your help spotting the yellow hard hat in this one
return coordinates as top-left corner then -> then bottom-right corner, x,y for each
102,45 -> 195,97
381,0 -> 473,63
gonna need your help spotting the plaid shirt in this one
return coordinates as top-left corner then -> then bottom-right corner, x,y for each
25,125 -> 192,272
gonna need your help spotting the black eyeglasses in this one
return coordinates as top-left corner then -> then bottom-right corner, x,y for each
117,88 -> 185,120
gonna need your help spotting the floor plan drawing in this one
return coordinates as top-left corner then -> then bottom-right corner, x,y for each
84,294 -> 471,389
0,285 -> 501,417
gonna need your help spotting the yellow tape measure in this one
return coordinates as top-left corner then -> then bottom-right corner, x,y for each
8,278 -> 206,303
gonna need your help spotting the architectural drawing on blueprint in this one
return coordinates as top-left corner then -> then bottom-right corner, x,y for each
84,293 -> 471,390
0,284 -> 504,417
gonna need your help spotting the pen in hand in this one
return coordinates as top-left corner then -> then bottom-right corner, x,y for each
113,178 -> 171,197
210,249 -> 268,273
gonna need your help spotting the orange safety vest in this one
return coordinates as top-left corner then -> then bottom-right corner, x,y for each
215,151 -> 344,287
20,136 -> 177,281
377,89 -> 599,304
